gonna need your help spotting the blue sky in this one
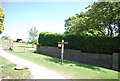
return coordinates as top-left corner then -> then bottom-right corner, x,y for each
1,1 -> 92,40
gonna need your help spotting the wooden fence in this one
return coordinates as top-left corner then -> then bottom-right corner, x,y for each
0,40 -> 36,52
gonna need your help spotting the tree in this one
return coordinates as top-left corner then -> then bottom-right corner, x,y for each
28,26 -> 38,44
87,2 -> 120,36
0,6 -> 5,34
64,11 -> 106,36
64,1 -> 120,36
1,36 -> 8,40
113,1 -> 120,36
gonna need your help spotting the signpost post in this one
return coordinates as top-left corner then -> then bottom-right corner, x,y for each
58,40 -> 68,64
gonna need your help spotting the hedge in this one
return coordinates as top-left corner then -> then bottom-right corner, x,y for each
38,32 -> 120,54
38,32 -> 64,47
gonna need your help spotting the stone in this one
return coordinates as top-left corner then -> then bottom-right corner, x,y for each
0,64 -> 4,68
13,65 -> 29,70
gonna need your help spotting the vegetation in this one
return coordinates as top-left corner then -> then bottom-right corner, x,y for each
0,56 -> 32,79
38,1 -> 120,54
38,32 -> 63,47
1,36 -> 8,40
28,26 -> 38,45
0,7 -> 5,34
38,32 -> 120,54
64,1 -> 120,36
6,50 -> 119,79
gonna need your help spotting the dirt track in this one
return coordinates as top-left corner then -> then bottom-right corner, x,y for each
0,49 -> 68,79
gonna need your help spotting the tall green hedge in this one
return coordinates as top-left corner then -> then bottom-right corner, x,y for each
38,32 -> 64,47
38,32 -> 120,54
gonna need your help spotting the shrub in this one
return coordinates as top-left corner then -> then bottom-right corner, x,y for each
38,32 -> 63,47
38,32 -> 120,54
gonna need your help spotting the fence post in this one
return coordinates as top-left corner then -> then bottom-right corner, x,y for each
112,53 -> 120,71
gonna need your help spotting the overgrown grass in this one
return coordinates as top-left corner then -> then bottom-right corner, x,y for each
0,56 -> 32,79
6,50 -> 119,79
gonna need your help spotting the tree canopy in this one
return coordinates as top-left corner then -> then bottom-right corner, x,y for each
28,26 -> 38,44
1,36 -> 8,40
64,1 -> 120,36
0,7 -> 5,34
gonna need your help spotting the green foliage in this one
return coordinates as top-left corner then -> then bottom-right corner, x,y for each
28,26 -> 38,43
64,1 -> 120,36
0,7 -> 5,34
1,36 -> 8,40
38,32 -> 63,46
27,40 -> 38,45
0,56 -> 32,79
38,32 -> 120,54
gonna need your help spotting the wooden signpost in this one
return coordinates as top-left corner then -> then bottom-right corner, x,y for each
58,40 -> 68,64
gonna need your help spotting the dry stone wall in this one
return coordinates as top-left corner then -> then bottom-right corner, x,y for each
37,45 -> 119,71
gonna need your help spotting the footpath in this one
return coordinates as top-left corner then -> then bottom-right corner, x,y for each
0,48 -> 69,79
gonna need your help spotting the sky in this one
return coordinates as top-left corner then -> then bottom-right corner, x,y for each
1,0 -> 98,2
0,0 -> 95,40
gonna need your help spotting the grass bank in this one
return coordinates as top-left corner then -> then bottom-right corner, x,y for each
6,50 -> 119,79
0,56 -> 32,79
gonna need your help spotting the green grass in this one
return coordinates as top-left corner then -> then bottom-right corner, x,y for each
13,42 -> 33,46
13,43 -> 35,52
0,56 -> 32,79
13,42 -> 26,45
6,50 -> 119,79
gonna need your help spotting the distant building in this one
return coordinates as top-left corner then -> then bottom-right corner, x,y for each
16,39 -> 22,42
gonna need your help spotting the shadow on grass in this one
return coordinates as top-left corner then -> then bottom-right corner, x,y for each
49,57 -> 101,71
36,53 -> 102,71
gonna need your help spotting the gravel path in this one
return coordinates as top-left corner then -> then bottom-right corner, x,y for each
0,49 -> 68,79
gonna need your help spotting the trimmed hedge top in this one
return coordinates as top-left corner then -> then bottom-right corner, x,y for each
38,32 -> 120,54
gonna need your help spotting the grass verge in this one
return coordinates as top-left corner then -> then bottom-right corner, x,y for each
6,50 -> 119,79
0,56 -> 32,79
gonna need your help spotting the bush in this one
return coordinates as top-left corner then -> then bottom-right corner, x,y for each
38,32 -> 63,47
27,40 -> 38,45
38,32 -> 120,54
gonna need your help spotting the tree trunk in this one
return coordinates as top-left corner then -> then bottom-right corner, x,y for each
110,26 -> 113,37
95,26 -> 106,36
98,29 -> 106,36
107,27 -> 110,36
118,23 -> 120,36
108,21 -> 113,37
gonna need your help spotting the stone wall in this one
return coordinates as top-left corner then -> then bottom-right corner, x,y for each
37,45 -> 119,71
112,53 -> 120,71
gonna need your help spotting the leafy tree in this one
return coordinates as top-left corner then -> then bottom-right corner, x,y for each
64,1 -> 120,36
113,1 -> 120,36
0,7 -> 5,34
64,11 -> 105,36
1,36 -> 8,40
28,26 -> 38,44
87,1 -> 120,36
